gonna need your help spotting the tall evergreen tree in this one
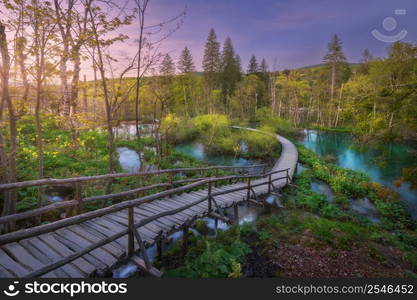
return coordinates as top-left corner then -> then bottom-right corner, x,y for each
220,37 -> 241,107
361,49 -> 373,63
177,47 -> 196,117
260,58 -> 269,73
202,28 -> 221,113
202,28 -> 221,86
235,54 -> 242,73
247,54 -> 259,74
323,34 -> 346,99
160,54 -> 175,76
358,49 -> 373,74
177,47 -> 195,74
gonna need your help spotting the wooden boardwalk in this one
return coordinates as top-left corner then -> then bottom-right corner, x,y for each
0,128 -> 298,278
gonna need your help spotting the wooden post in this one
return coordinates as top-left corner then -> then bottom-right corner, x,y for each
214,169 -> 218,187
75,182 -> 82,215
233,203 -> 239,225
127,207 -> 134,257
214,217 -> 218,234
286,168 -> 289,185
268,174 -> 272,193
156,239 -> 162,260
182,226 -> 189,256
168,172 -> 173,189
133,226 -> 152,270
167,172 -> 174,198
208,181 -> 212,213
246,177 -> 251,200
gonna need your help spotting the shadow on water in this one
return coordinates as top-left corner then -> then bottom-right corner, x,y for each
299,129 -> 417,218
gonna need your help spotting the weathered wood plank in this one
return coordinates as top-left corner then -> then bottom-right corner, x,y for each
23,237 -> 84,278
168,197 -> 204,216
66,225 -> 124,259
0,248 -> 30,277
130,255 -> 163,278
0,264 -> 14,277
55,228 -> 117,269
82,221 -> 130,250
52,232 -> 108,273
2,243 -> 46,273
38,233 -> 95,276
19,240 -> 67,277
138,203 -> 184,225
131,205 -> 176,228
106,212 -> 161,237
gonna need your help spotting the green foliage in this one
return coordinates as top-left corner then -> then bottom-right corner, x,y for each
305,217 -> 366,249
164,225 -> 251,278
297,143 -> 414,230
239,130 -> 281,159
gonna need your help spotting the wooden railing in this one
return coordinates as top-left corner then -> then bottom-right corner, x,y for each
0,167 -> 291,278
0,164 -> 266,229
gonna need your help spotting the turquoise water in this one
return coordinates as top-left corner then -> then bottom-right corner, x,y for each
299,130 -> 417,218
174,142 -> 257,167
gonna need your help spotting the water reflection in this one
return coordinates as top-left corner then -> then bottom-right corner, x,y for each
349,198 -> 380,224
311,179 -> 334,202
299,130 -> 417,218
116,147 -> 141,173
174,142 -> 258,167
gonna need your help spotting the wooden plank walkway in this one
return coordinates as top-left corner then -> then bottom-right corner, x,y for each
0,128 -> 298,278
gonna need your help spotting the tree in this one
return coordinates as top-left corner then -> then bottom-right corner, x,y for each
86,0 -> 133,194
132,0 -> 186,139
177,47 -> 196,117
53,0 -> 91,141
177,47 -> 195,74
235,54 -> 242,73
323,34 -> 347,99
247,54 -> 259,74
0,20 -> 18,230
160,54 -> 176,76
29,0 -> 58,184
219,37 -> 241,110
358,49 -> 373,74
202,28 -> 221,112
260,58 -> 268,73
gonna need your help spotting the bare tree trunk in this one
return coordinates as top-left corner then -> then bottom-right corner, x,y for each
330,62 -> 336,100
334,84 -> 343,128
0,22 -> 18,231
92,48 -> 98,126
134,0 -> 149,139
182,83 -> 189,117
83,74 -> 88,112
87,4 -> 115,197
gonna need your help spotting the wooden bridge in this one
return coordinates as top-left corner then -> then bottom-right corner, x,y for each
0,128 -> 298,278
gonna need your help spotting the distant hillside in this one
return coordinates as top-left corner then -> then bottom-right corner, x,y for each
295,62 -> 362,71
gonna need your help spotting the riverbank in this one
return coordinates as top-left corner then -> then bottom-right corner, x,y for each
153,142 -> 417,278
299,129 -> 417,218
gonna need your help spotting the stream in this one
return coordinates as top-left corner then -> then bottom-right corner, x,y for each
298,130 -> 417,218
112,128 -> 413,277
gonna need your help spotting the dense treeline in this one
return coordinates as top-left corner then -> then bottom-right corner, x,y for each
117,31 -> 417,142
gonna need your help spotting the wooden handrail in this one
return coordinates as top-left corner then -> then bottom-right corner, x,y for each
20,167 -> 292,278
0,164 -> 267,191
0,168 -> 290,245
